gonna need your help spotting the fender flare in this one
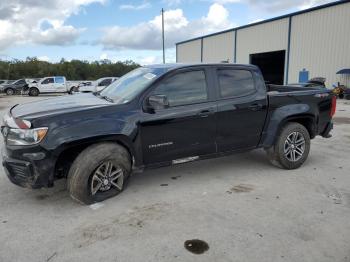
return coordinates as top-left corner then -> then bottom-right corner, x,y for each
261,104 -> 316,147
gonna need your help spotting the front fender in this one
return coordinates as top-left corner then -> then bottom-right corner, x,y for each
41,111 -> 139,153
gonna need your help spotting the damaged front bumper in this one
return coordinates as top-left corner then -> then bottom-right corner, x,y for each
2,145 -> 55,189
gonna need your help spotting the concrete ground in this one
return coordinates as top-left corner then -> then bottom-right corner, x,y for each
0,94 -> 350,262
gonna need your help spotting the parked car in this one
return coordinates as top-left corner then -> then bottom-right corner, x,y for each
78,77 -> 118,93
1,63 -> 336,204
0,80 -> 9,85
27,76 -> 69,96
0,79 -> 29,95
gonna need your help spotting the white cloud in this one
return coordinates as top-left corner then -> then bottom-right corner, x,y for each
100,53 -> 108,60
33,26 -> 86,46
244,0 -> 334,12
140,56 -> 159,65
119,2 -> 151,10
100,3 -> 234,50
0,0 -> 105,51
38,56 -> 50,61
214,0 -> 241,4
173,0 -> 332,12
248,18 -> 263,24
297,0 -> 333,10
162,0 -> 183,6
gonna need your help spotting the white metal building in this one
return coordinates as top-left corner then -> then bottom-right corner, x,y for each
176,0 -> 350,87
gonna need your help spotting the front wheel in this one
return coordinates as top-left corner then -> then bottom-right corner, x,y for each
266,122 -> 310,169
67,143 -> 131,204
29,88 -> 39,96
5,88 -> 14,95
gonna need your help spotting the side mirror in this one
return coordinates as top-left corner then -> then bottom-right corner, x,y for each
147,95 -> 169,110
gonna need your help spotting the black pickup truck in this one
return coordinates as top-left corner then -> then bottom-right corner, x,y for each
1,64 -> 336,204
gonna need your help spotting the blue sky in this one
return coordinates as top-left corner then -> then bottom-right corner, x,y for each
0,0 -> 335,65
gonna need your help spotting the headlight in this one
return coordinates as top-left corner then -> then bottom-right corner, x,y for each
6,127 -> 48,146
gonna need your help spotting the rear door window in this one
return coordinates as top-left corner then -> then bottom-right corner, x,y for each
217,69 -> 255,98
55,77 -> 65,84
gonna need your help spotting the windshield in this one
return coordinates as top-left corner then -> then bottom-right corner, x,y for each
100,67 -> 167,104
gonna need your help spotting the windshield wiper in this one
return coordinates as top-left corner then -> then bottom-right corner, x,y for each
93,92 -> 114,103
101,95 -> 114,103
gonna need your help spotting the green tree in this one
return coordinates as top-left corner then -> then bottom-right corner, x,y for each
0,58 -> 140,80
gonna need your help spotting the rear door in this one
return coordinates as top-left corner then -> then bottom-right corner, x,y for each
140,68 -> 217,165
54,77 -> 66,92
215,67 -> 268,152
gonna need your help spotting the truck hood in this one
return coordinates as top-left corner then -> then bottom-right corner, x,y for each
11,93 -> 111,119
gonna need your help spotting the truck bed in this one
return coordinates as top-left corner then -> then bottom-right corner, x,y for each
267,84 -> 326,95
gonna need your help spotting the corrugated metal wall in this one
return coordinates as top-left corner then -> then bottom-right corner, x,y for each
176,2 -> 350,88
236,18 -> 289,64
176,39 -> 201,63
288,3 -> 350,86
202,31 -> 235,63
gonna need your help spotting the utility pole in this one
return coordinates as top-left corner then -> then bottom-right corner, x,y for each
161,8 -> 165,64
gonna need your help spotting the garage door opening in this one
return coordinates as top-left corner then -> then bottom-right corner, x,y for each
250,50 -> 285,85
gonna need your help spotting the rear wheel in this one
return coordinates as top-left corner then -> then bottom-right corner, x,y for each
69,86 -> 76,94
29,88 -> 39,96
5,88 -> 14,95
67,143 -> 131,204
266,122 -> 310,169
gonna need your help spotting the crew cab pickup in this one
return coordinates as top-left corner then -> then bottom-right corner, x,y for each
1,64 -> 336,204
27,76 -> 69,96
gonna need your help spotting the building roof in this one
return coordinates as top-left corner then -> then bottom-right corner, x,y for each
176,0 -> 350,45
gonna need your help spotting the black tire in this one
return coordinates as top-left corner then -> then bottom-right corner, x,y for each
5,88 -> 14,95
67,143 -> 131,204
29,88 -> 39,96
69,86 -> 75,94
266,122 -> 310,170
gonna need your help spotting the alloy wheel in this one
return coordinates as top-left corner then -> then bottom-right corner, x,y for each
284,131 -> 305,162
90,161 -> 124,195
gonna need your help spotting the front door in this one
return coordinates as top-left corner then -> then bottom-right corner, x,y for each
140,69 -> 217,165
215,67 -> 268,152
40,77 -> 55,92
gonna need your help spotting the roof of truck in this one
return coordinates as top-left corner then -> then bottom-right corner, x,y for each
146,63 -> 258,71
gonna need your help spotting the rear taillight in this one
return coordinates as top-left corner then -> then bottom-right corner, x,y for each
330,95 -> 336,118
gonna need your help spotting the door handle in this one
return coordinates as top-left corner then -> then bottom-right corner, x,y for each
248,103 -> 263,111
197,109 -> 214,117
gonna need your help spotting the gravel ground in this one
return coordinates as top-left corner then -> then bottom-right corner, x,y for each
0,94 -> 350,262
